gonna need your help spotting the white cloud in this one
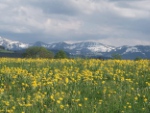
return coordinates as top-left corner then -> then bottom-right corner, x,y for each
98,37 -> 150,46
113,6 -> 150,19
0,0 -> 150,45
43,18 -> 82,34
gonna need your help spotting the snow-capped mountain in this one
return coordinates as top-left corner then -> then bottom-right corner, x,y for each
108,45 -> 150,59
31,41 -> 115,55
67,42 -> 115,52
50,41 -> 115,56
0,36 -> 150,59
0,36 -> 29,50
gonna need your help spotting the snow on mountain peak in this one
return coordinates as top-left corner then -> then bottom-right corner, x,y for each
126,47 -> 140,53
0,36 -> 29,50
78,41 -> 115,52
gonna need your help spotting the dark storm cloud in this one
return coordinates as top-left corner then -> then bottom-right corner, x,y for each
29,0 -> 80,16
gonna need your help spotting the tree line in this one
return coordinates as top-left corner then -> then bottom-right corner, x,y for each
23,46 -> 68,59
16,47 -> 144,60
0,46 -> 143,60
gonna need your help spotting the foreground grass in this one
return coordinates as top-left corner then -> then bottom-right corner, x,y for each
0,58 -> 150,113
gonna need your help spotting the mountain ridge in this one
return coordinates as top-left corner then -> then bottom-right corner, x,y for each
0,36 -> 150,59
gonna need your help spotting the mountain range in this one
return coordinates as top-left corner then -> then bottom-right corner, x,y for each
0,36 -> 150,59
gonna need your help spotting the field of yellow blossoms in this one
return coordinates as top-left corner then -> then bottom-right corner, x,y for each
0,58 -> 150,113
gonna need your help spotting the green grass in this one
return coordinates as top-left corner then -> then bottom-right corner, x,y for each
0,58 -> 149,113
0,49 -> 14,53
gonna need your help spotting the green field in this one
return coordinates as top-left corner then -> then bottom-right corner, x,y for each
0,58 -> 150,113
0,50 -> 14,53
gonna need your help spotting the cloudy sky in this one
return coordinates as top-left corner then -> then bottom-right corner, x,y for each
0,0 -> 150,46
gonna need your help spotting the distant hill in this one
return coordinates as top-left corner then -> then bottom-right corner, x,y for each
0,36 -> 150,59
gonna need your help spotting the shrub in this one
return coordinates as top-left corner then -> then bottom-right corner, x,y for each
54,50 -> 68,59
23,46 -> 54,58
111,53 -> 122,60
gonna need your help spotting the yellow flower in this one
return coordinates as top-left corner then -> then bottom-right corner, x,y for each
60,105 -> 64,109
142,108 -> 145,110
50,95 -> 55,101
66,104 -> 69,107
57,100 -> 61,104
102,81 -> 105,84
134,96 -> 138,101
0,88 -> 4,94
84,98 -> 88,101
32,81 -> 38,87
65,78 -> 69,84
99,100 -> 103,104
75,99 -> 80,102
12,106 -> 16,110
128,106 -> 132,108
4,101 -> 9,106
25,103 -> 32,107
59,97 -> 63,101
7,110 -> 14,113
78,104 -> 82,107
144,98 -> 147,102
126,102 -> 130,105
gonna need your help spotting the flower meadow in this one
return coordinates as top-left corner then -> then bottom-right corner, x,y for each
0,58 -> 150,113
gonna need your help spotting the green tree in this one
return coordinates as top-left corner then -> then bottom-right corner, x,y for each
0,46 -> 5,50
134,57 -> 142,61
111,53 -> 122,60
54,50 -> 68,59
23,46 -> 54,58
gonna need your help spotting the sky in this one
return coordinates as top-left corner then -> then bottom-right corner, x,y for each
0,0 -> 150,46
